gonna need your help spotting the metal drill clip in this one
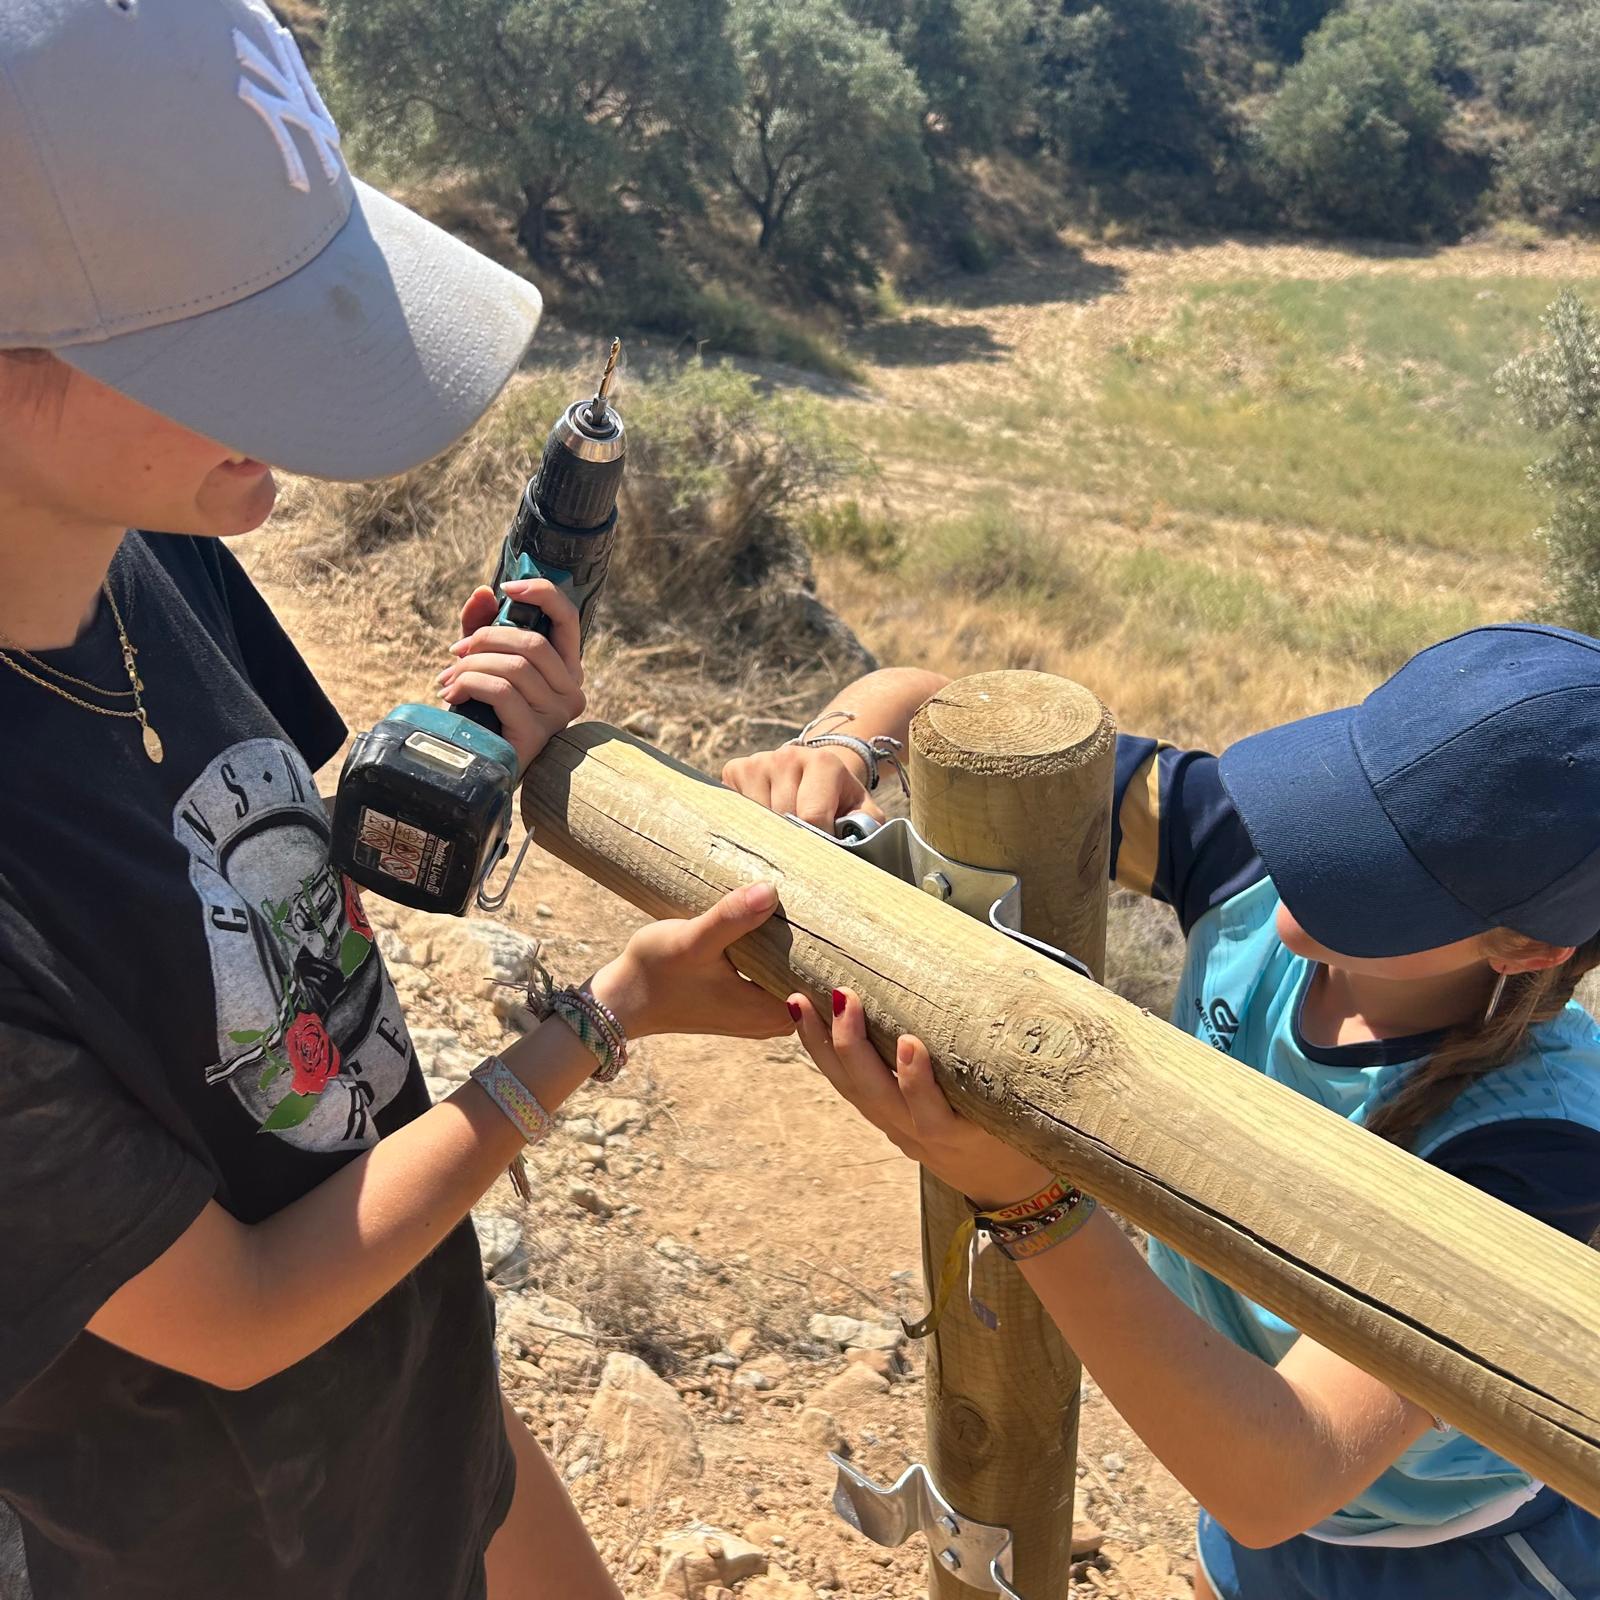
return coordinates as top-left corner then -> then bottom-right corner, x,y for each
787,813 -> 1092,981
829,1456 -> 1025,1599
475,828 -> 535,914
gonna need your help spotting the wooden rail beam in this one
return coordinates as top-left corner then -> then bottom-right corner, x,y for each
521,719 -> 1600,1516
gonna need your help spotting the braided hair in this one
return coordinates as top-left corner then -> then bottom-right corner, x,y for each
1366,928 -> 1600,1166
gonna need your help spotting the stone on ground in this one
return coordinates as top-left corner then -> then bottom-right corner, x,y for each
583,1353 -> 703,1507
656,1526 -> 767,1598
806,1313 -> 902,1352
817,1364 -> 889,1408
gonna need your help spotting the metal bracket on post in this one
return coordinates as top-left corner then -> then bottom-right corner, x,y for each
831,1455 -> 1026,1600
788,813 -> 1093,982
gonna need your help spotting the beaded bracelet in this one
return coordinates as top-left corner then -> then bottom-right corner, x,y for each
787,711 -> 909,797
550,983 -> 628,1082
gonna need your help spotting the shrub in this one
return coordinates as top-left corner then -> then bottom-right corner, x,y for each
607,362 -> 871,670
801,501 -> 905,570
1254,0 -> 1479,240
273,362 -> 875,676
1503,8 -> 1600,219
1499,291 -> 1600,635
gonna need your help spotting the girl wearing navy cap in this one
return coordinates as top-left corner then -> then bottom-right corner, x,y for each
727,635 -> 1600,1600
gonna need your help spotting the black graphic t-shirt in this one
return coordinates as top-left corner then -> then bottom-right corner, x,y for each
0,534 -> 513,1599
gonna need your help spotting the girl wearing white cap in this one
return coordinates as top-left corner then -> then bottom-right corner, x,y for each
729,649 -> 1600,1600
0,2 -> 789,1596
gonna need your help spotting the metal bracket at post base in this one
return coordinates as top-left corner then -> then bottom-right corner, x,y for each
788,814 -> 1093,983
831,1455 -> 1026,1600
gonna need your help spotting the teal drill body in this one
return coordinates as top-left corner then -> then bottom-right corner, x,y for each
331,343 -> 626,915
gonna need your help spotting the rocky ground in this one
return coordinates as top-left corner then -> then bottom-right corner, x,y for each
362,865 -> 1196,1600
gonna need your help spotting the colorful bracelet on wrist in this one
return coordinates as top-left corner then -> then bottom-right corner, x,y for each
550,982 -> 628,1082
977,1192 -> 1098,1261
471,1054 -> 555,1203
903,1174 -> 1097,1340
518,946 -> 629,1083
971,1177 -> 1097,1263
471,1055 -> 556,1145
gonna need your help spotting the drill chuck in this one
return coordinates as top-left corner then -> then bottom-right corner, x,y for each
536,400 -> 626,531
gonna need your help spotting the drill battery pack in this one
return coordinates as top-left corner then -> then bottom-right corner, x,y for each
332,704 -> 520,914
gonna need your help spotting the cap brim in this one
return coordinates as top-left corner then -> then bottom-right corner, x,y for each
59,181 -> 541,481
1218,707 -> 1491,958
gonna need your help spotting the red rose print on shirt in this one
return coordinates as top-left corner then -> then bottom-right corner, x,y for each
286,1011 -> 341,1095
343,876 -> 373,941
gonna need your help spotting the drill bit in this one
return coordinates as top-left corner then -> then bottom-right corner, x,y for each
586,337 -> 621,429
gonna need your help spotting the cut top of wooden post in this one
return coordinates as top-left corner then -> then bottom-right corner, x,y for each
913,670 -> 1116,781
912,671 -> 1116,975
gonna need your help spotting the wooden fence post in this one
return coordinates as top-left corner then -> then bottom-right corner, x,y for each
909,671 -> 1116,1600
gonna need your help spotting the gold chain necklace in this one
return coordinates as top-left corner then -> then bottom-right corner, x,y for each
0,583 -> 164,763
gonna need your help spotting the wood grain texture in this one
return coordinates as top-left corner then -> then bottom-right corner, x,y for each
520,722 -> 1600,1517
911,673 -> 1115,1600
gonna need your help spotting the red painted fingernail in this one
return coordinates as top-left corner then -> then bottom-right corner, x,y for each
786,1000 -> 802,1023
831,989 -> 847,1018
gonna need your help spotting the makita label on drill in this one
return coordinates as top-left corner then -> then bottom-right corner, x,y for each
355,806 -> 454,899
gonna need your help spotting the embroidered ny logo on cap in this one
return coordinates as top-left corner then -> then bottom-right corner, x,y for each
234,3 -> 343,194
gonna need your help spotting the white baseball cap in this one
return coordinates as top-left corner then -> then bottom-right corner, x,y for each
0,0 -> 542,480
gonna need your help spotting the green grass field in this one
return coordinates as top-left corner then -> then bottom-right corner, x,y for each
1094,275 -> 1598,554
816,245 -> 1600,746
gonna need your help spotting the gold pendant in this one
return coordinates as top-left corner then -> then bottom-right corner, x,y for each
142,722 -> 164,764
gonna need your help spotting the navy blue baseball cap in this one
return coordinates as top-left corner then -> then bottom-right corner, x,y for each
1218,624 -> 1600,958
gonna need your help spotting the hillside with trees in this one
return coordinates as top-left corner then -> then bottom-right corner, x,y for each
272,0 -> 1600,365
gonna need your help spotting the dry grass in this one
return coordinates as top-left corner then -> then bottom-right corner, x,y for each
799,236 -> 1591,757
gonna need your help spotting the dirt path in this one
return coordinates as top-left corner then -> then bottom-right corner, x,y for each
249,566 -> 1197,1597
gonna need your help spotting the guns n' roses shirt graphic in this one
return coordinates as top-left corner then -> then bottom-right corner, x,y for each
0,534 -> 513,1600
175,738 -> 409,1148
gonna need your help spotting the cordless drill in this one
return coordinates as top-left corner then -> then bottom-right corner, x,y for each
331,341 -> 626,916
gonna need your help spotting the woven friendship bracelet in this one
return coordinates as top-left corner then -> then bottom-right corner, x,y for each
517,943 -> 630,1084
981,1193 -> 1098,1261
550,987 -> 627,1083
471,1055 -> 555,1146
